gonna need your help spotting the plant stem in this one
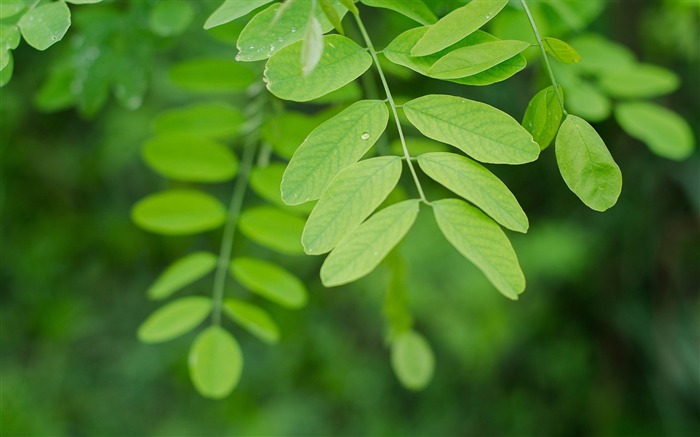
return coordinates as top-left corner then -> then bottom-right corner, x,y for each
210,104 -> 262,325
354,14 -> 429,204
520,0 -> 568,116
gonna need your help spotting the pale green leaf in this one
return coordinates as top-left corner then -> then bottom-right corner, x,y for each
301,14 -> 323,75
360,0 -> 437,25
265,34 -> 372,102
0,25 -> 20,71
137,296 -> 211,343
189,326 -> 242,399
132,190 -> 226,235
204,0 -> 273,29
153,103 -> 244,140
564,79 -> 610,123
261,111 -> 318,159
223,298 -> 280,344
555,115 -> 622,211
238,206 -> 306,254
597,64 -> 680,99
148,252 -> 218,300
338,0 -> 358,15
149,0 -> 194,37
391,330 -> 434,391
432,198 -> 525,299
230,257 -> 308,309
571,33 -> 636,74
615,102 -> 695,161
542,37 -> 581,64
418,152 -> 528,233
411,0 -> 508,56
17,0 -> 71,51
281,100 -> 389,205
0,52 -> 13,87
142,134 -> 238,183
0,2 -> 25,18
169,58 -> 257,92
320,0 -> 344,34
385,27 -> 526,86
250,164 -> 315,215
302,156 -> 403,255
236,1 -> 341,62
428,39 -> 530,79
403,95 -> 540,164
522,85 -> 564,150
321,200 -> 420,286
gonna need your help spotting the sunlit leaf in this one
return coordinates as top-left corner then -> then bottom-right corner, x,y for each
153,103 -> 244,140
411,0 -> 508,56
281,100 -> 389,205
147,252 -> 218,300
189,326 -> 242,399
522,85 -> 564,150
428,40 -> 530,79
321,200 -> 420,286
238,206 -> 306,254
223,298 -> 280,344
17,1 -> 71,51
132,190 -> 226,235
403,95 -> 539,164
360,0 -> 437,25
615,102 -> 695,161
542,37 -> 581,64
302,156 -> 403,255
391,330 -> 434,391
432,198 -> 525,299
230,257 -> 308,309
137,296 -> 211,343
204,0 -> 273,29
169,58 -> 257,92
418,152 -> 528,233
142,135 -> 238,183
555,115 -> 622,211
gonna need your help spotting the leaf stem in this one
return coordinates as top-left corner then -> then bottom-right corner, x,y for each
520,0 -> 568,116
354,14 -> 429,204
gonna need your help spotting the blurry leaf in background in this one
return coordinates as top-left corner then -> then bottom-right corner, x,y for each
137,296 -> 212,343
250,163 -> 315,215
148,0 -> 194,37
17,1 -> 71,51
189,326 -> 243,399
360,0 -> 437,25
0,24 -> 20,70
147,252 -> 218,300
204,0 -> 273,30
153,103 -> 245,140
131,190 -> 226,235
169,58 -> 257,92
223,298 -> 280,344
391,330 -> 434,391
238,206 -> 306,254
229,257 -> 308,309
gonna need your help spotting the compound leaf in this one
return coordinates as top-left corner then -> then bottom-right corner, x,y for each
148,252 -> 218,300
189,326 -> 242,399
432,198 -> 525,299
239,206 -> 306,254
360,0 -> 437,25
132,190 -> 226,235
428,39 -> 530,79
321,200 -> 420,286
230,257 -> 308,309
223,298 -> 280,344
403,95 -> 540,164
391,330 -> 434,391
18,0 -> 71,51
302,156 -> 403,255
204,0 -> 273,29
522,85 -> 564,150
555,115 -> 622,211
137,296 -> 211,343
418,152 -> 528,233
281,100 -> 389,205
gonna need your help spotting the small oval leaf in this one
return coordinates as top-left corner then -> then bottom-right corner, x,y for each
230,257 -> 308,309
428,40 -> 530,79
391,330 -> 434,391
189,326 -> 243,399
360,0 -> 437,25
239,206 -> 306,254
132,190 -> 226,235
169,58 -> 257,92
137,296 -> 211,343
223,298 -> 280,344
542,37 -> 581,64
148,252 -> 218,300
153,103 -> 244,140
522,85 -> 564,150
17,1 -> 71,51
596,64 -> 679,99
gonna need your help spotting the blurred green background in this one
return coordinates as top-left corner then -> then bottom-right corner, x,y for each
1,1 -> 698,436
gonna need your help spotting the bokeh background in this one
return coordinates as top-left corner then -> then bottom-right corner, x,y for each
2,1 -> 698,436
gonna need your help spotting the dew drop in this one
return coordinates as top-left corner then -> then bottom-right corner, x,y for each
290,27 -> 296,33
235,53 -> 243,61
277,37 -> 283,42
361,132 -> 370,140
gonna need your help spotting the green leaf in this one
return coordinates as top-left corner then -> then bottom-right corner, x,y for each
418,152 -> 528,233
571,33 -> 636,74
432,198 -> 525,299
555,115 -> 622,212
281,100 -> 389,205
132,190 -> 226,235
65,0 -> 103,3
0,25 -> 20,71
339,0 -> 358,15
137,296 -> 211,343
597,64 -> 680,99
428,39 -> 530,79
149,0 -> 194,37
147,252 -> 218,300
0,2 -> 25,19
320,0 -> 344,34
238,206 -> 306,254
142,135 -> 238,183
189,326 -> 243,399
615,102 -> 695,161
384,27 -> 526,86
411,0 -> 508,56
302,156 -> 403,255
403,95 -> 540,164
250,164 -> 315,215
522,85 -> 564,150
223,298 -> 280,344
391,330 -> 434,391
321,200 -> 420,286
360,0 -> 437,25
542,37 -> 581,64
17,0 -> 71,51
153,103 -> 244,140
301,14 -> 323,76
169,58 -> 257,92
265,34 -> 372,102
230,257 -> 308,309
261,111 -> 319,159
204,0 -> 273,29
0,52 -> 13,87
236,1 -> 341,62
564,79 -> 610,123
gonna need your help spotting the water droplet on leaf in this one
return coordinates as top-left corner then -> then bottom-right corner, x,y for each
361,132 -> 370,140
